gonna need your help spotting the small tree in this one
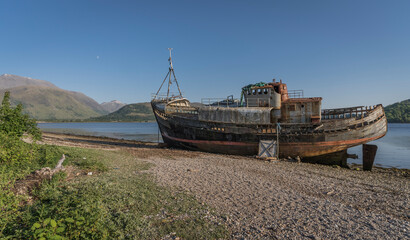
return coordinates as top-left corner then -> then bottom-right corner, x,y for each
0,91 -> 41,140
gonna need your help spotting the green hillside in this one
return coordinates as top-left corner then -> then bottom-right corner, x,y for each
0,86 -> 107,120
385,99 -> 410,123
89,102 -> 155,122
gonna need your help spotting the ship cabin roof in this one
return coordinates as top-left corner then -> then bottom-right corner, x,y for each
245,80 -> 289,102
242,81 -> 285,108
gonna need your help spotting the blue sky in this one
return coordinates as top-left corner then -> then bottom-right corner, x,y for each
0,0 -> 409,108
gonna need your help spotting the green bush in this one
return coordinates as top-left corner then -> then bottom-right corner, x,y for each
0,91 -> 41,139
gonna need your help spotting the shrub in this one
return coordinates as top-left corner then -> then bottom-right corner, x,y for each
0,91 -> 41,139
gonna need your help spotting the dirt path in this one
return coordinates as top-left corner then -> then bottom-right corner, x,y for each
42,132 -> 410,239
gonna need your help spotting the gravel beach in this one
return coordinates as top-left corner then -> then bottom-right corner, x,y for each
42,133 -> 410,239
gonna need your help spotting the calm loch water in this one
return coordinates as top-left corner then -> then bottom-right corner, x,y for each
38,122 -> 410,169
347,123 -> 410,169
38,122 -> 161,143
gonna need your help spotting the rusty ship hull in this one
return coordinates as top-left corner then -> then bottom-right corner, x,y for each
152,101 -> 387,157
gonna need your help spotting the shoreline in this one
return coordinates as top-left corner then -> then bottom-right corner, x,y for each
40,131 -> 410,171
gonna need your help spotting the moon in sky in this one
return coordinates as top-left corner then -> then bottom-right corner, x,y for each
96,56 -> 100,59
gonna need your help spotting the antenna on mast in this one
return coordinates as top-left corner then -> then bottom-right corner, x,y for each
153,48 -> 183,102
168,48 -> 173,70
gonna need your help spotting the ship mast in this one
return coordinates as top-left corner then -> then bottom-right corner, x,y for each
154,48 -> 183,102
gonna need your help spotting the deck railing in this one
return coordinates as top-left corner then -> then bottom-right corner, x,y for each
201,98 -> 277,108
201,97 -> 240,107
321,105 -> 378,120
243,98 -> 274,107
288,90 -> 304,98
151,92 -> 184,101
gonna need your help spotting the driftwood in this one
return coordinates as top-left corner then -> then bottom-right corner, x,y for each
53,154 -> 66,172
33,154 -> 66,178
13,154 -> 66,196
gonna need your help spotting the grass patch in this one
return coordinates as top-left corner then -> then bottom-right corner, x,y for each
3,146 -> 228,239
62,147 -> 108,172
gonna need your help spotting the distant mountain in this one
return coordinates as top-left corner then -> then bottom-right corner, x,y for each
0,74 -> 108,120
89,102 -> 155,122
0,74 -> 57,89
385,99 -> 410,123
101,100 -> 126,113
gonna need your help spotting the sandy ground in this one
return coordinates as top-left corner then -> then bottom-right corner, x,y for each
41,132 -> 409,239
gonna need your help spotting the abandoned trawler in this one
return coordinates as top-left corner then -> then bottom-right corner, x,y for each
151,50 -> 387,158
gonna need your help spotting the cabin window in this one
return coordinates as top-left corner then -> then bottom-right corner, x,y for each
274,86 -> 280,94
289,104 -> 296,111
252,89 -> 256,95
263,88 -> 268,94
258,89 -> 262,94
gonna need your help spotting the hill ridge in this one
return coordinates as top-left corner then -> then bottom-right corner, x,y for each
89,102 -> 155,122
0,74 -> 108,120
385,99 -> 410,123
0,74 -> 58,89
